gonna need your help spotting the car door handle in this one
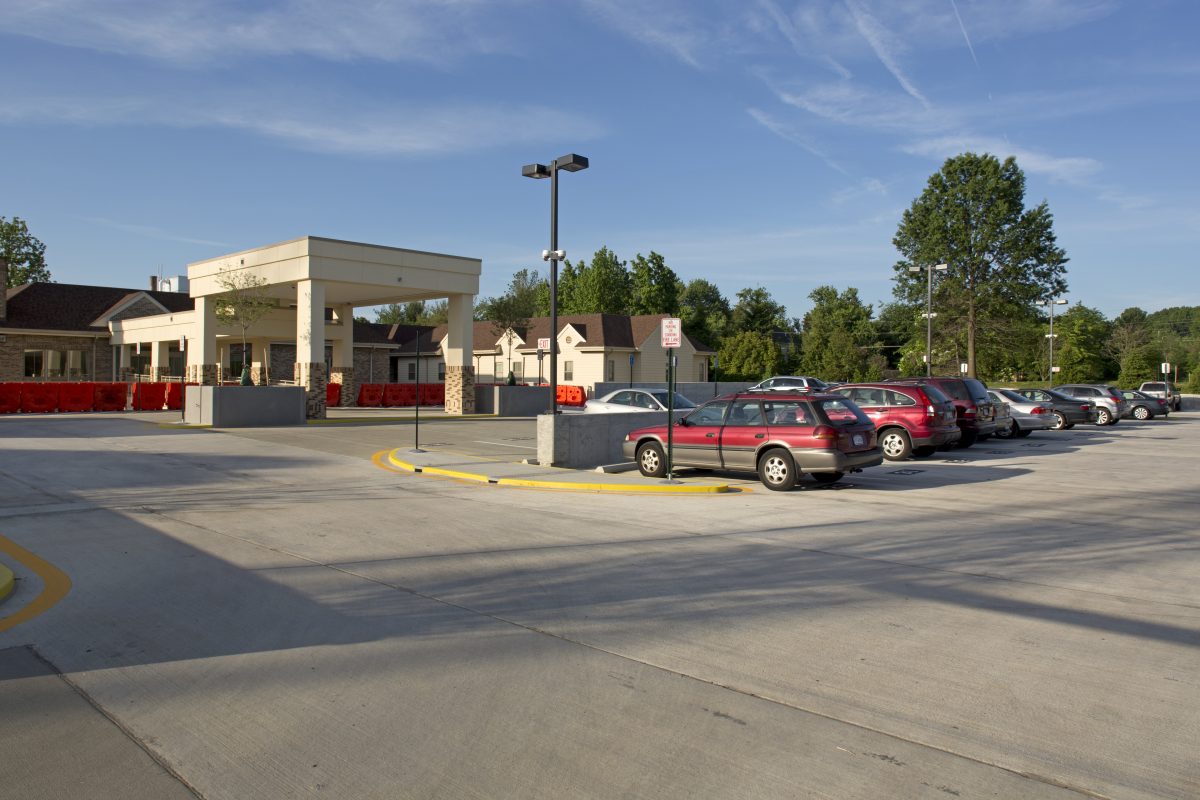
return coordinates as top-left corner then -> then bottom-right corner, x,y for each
755,433 -> 765,439
706,433 -> 715,438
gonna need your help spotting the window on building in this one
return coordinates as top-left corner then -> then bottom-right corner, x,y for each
408,362 -> 416,381
606,359 -> 614,381
438,362 -> 446,381
65,350 -> 89,379
563,361 -> 573,381
512,362 -> 523,379
24,350 -> 44,378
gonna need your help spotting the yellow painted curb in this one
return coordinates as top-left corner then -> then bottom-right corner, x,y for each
0,535 -> 72,633
385,449 -> 730,494
0,561 -> 13,604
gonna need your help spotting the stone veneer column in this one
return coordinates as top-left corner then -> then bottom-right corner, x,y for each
445,365 -> 475,415
187,364 -> 220,385
296,361 -> 327,419
330,366 -> 356,407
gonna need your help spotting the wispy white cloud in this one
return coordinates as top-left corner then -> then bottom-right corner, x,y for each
77,216 -> 233,247
0,92 -> 605,157
901,136 -> 1102,184
746,107 -> 849,175
948,0 -> 979,68
843,0 -> 929,108
579,0 -> 710,69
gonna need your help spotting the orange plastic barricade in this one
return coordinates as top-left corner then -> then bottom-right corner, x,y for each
396,383 -> 417,406
418,384 -> 445,406
93,383 -> 128,411
0,383 -> 21,414
20,383 -> 59,413
556,384 -> 568,404
58,382 -> 95,412
132,382 -> 167,411
165,382 -> 195,410
357,383 -> 384,407
326,382 -> 342,407
381,384 -> 405,407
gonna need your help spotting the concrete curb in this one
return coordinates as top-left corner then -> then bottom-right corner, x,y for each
0,560 -> 13,605
386,449 -> 731,494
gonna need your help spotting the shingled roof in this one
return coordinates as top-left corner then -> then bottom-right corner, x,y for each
425,313 -> 715,353
1,282 -> 195,332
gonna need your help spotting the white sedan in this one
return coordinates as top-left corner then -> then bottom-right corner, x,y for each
581,388 -> 698,414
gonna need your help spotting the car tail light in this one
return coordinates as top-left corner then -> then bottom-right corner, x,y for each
926,404 -> 937,417
812,424 -> 838,443
1031,406 -> 1047,414
1080,404 -> 1090,412
963,407 -> 976,417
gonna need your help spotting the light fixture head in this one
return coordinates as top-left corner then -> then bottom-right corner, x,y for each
934,263 -> 948,271
522,163 -> 550,179
554,153 -> 589,172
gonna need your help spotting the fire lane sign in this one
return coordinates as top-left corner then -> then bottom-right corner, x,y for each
661,318 -> 682,349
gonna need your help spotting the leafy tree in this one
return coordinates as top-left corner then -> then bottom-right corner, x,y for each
798,286 -> 879,380
213,267 -> 276,385
730,287 -> 788,335
628,251 -> 680,316
1054,304 -> 1115,383
892,152 -> 1068,377
873,300 -> 920,370
1107,306 -> 1150,367
375,301 -> 447,326
717,331 -> 781,381
561,247 -> 631,314
1,216 -> 51,286
1117,344 -> 1164,386
678,278 -> 730,349
476,268 -> 546,321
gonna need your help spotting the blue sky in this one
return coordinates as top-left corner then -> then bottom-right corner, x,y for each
3,0 -> 1197,321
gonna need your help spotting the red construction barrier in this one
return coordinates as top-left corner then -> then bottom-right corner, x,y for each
418,384 -> 444,406
326,382 -> 342,407
396,383 -> 417,406
381,384 -> 406,407
92,383 -> 128,411
357,383 -> 384,407
20,383 -> 59,413
0,383 -> 21,414
165,382 -> 195,411
132,382 -> 167,411
58,382 -> 95,412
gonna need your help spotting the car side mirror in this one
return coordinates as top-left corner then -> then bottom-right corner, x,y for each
676,417 -> 689,427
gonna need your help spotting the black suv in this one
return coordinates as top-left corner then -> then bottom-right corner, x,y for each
891,376 -> 997,448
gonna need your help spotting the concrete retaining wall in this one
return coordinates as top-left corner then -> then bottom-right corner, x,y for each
591,381 -> 749,404
537,411 -> 669,469
186,385 -> 306,427
474,385 -> 551,416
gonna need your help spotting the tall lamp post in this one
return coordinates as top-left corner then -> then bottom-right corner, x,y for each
522,153 -> 589,414
908,262 -> 948,376
1036,298 -> 1068,387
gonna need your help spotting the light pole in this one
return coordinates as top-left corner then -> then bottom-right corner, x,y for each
1036,298 -> 1068,387
908,262 -> 948,376
522,153 -> 589,414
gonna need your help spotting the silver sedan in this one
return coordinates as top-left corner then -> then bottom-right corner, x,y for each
989,389 -> 1055,438
581,388 -> 698,414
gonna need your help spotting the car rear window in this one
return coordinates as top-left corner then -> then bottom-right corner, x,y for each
919,384 -> 950,404
962,379 -> 990,403
933,379 -> 969,401
1142,382 -> 1165,391
817,398 -> 870,426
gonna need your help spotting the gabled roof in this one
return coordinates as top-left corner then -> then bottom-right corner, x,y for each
425,313 -> 717,353
1,282 -> 194,333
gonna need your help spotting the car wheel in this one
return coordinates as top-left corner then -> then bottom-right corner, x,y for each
1050,411 -> 1068,430
1095,408 -> 1112,425
758,449 -> 797,491
1015,428 -> 1032,438
912,445 -> 938,458
956,431 -> 978,449
635,442 -> 667,478
879,428 -> 912,460
810,472 -> 843,485
994,423 -> 1014,439
1133,405 -> 1151,420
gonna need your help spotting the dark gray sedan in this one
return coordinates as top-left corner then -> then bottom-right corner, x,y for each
1006,388 -> 1097,430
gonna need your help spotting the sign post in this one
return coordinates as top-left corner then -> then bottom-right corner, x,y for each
661,319 -> 682,482
537,337 -> 550,389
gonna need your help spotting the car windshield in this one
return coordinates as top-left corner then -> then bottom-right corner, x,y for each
807,378 -> 829,391
963,378 -> 990,403
998,389 -> 1027,403
817,398 -> 870,426
650,391 -> 696,409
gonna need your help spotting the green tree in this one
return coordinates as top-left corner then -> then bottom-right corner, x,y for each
561,247 -> 631,314
678,278 -> 730,349
730,287 -> 788,335
628,251 -> 680,316
1117,344 -> 1164,386
213,267 -> 276,385
1,216 -> 52,286
717,331 -> 781,381
1054,304 -> 1115,383
798,286 -> 880,381
375,300 -> 447,326
873,301 -> 920,370
476,268 -> 546,321
1107,306 -> 1149,367
892,153 -> 1068,377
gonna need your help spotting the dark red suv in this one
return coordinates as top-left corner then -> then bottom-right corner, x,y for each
621,392 -> 883,491
832,382 -> 960,459
892,377 -> 997,448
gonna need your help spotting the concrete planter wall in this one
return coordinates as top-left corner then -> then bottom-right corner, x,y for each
474,385 -> 551,416
591,381 -> 750,405
537,411 -> 669,469
185,385 -> 306,427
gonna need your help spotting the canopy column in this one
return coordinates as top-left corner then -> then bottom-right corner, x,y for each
443,293 -> 475,415
330,303 -> 356,407
186,296 -> 220,385
295,279 -> 327,418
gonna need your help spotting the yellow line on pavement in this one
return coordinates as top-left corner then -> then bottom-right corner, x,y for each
0,535 -> 72,633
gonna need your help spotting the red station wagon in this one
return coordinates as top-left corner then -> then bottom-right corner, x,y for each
832,382 -> 960,460
621,392 -> 883,491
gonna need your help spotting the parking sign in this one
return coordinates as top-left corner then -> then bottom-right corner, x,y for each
661,318 -> 682,349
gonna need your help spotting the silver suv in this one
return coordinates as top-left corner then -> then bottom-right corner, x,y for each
1138,381 -> 1182,411
744,376 -> 830,392
1052,384 -> 1128,425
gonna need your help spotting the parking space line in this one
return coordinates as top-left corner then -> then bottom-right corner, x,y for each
0,534 -> 72,633
473,440 -> 537,450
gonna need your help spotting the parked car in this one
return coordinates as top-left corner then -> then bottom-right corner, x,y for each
622,392 -> 882,491
744,376 -> 830,393
988,389 -> 1054,438
831,382 -> 959,459
581,388 -> 697,414
1138,381 -> 1182,411
1007,388 -> 1096,430
1052,384 -> 1128,426
889,377 -> 997,448
1119,389 -> 1169,420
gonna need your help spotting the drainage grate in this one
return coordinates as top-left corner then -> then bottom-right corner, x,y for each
987,450 -> 1009,455
944,458 -> 970,463
1022,443 -> 1046,448
889,469 -> 925,475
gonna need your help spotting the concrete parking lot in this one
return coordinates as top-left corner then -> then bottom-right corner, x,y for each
1,411 -> 1198,799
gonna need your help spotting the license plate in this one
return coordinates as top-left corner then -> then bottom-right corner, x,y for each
852,434 -> 864,447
